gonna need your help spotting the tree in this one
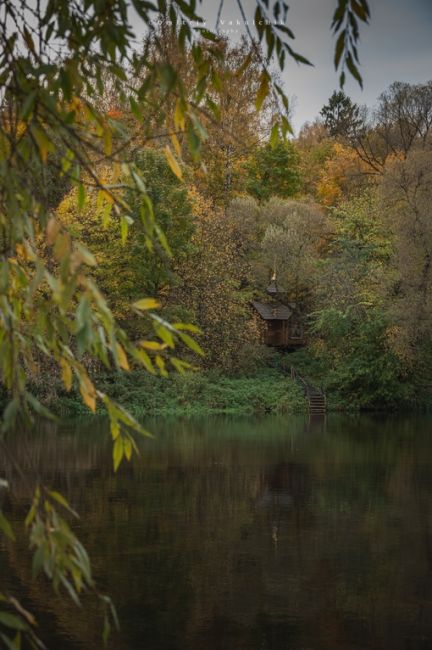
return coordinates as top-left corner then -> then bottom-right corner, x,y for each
56,149 -> 195,336
296,120 -> 334,198
342,80 -> 432,173
315,142 -> 371,206
178,38 -> 278,207
309,189 -> 407,408
259,199 -> 327,304
244,141 -> 301,202
315,189 -> 389,315
172,191 -> 259,373
380,149 -> 432,376
320,90 -> 363,138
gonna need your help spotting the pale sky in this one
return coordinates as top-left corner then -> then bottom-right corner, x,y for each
174,0 -> 432,133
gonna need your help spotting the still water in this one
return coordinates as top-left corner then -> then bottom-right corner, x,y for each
1,414 -> 432,649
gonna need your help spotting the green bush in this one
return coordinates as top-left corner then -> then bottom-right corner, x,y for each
50,369 -> 308,417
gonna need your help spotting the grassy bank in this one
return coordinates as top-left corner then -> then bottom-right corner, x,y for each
52,369 -> 308,417
2,347 -> 425,417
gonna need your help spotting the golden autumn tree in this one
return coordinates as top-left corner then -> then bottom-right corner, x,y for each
172,190 -> 260,372
316,142 -> 371,206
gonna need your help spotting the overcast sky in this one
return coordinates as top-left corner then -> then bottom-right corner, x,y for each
186,0 -> 432,133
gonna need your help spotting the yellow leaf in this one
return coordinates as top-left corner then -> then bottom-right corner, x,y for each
174,98 -> 186,131
103,126 -> 112,156
116,343 -> 130,371
133,298 -> 161,310
101,189 -> 114,204
31,125 -> 54,164
79,376 -> 96,413
155,354 -> 168,377
15,243 -> 26,259
113,436 -> 124,472
170,133 -> 181,157
110,418 -> 120,440
165,145 -> 183,180
46,217 -> 60,245
101,202 -> 112,228
139,340 -> 167,351
124,437 -> 132,461
60,359 -> 73,391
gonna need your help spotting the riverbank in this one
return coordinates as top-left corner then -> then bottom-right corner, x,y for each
50,369 -> 309,417
1,355 -> 426,418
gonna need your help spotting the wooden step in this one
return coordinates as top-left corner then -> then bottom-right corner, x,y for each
291,366 -> 327,414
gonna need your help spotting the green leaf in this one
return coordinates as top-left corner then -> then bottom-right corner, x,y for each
19,89 -> 37,121
1,399 -> 19,433
275,24 -> 295,39
334,29 -> 346,69
0,511 -> 15,541
187,124 -> 201,160
170,357 -> 192,374
174,0 -> 202,21
75,295 -> 91,332
131,169 -> 147,193
154,224 -> 171,257
178,332 -> 204,356
120,215 -> 129,244
270,123 -> 279,147
155,325 -> 175,349
113,436 -> 124,472
32,546 -> 45,578
332,0 -> 348,30
48,491 -> 78,517
265,27 -> 275,59
25,393 -> 56,421
75,242 -> 97,267
129,96 -> 142,120
346,52 -> 363,88
0,613 -> 26,631
255,6 -> 264,41
103,614 -> 111,646
195,27 -> 218,42
25,488 -> 40,528
256,71 -> 270,111
351,0 -> 369,22
158,63 -> 177,94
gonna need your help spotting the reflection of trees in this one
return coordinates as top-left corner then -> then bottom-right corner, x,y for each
1,415 -> 432,649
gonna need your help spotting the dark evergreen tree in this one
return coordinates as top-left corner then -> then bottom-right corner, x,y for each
320,90 -> 363,138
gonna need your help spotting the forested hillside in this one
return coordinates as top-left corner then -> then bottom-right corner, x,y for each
35,28 -> 431,412
2,26 -> 430,414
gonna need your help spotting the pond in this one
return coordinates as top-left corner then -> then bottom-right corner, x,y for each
1,414 -> 432,649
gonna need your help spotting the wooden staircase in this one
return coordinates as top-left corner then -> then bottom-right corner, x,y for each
290,366 -> 326,414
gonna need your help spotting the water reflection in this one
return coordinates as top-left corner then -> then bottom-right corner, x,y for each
1,414 -> 432,649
